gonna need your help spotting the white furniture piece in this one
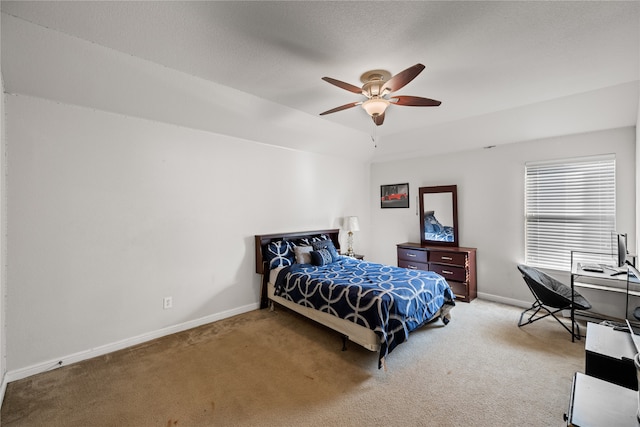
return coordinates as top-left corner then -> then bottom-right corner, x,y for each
565,372 -> 639,426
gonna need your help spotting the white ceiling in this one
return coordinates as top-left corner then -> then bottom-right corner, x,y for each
2,1 -> 639,162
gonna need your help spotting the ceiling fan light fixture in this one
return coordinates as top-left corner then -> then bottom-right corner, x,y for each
321,64 -> 438,125
362,98 -> 389,117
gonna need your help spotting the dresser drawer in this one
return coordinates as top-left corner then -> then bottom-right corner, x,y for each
448,281 -> 468,299
430,263 -> 467,282
398,259 -> 429,271
397,248 -> 428,263
429,251 -> 467,266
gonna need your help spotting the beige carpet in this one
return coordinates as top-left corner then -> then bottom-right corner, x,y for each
2,299 -> 585,426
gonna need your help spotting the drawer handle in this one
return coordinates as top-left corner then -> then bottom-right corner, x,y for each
406,253 -> 416,257
441,256 -> 453,261
442,270 -> 454,275
407,265 -> 417,269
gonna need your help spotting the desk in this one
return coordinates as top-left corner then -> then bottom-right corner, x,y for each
566,372 -> 639,426
570,252 -> 640,342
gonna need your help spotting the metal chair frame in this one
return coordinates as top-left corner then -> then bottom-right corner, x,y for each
517,264 -> 590,340
518,294 -> 582,340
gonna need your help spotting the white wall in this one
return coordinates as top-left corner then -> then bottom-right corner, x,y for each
637,21 -> 640,266
5,94 -> 370,375
370,127 -> 636,308
1,10 -> 373,378
0,22 -> 6,399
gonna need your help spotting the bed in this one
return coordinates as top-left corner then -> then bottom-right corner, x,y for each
254,229 -> 455,368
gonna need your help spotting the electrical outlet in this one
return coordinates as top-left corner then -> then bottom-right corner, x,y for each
163,296 -> 173,309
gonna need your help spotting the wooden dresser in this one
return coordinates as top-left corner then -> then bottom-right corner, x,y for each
397,242 -> 477,302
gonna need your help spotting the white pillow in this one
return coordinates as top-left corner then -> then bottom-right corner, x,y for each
294,245 -> 313,264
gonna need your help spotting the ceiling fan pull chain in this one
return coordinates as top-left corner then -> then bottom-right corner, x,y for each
371,121 -> 378,148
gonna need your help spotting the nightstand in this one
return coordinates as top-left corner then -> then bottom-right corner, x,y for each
345,253 -> 364,260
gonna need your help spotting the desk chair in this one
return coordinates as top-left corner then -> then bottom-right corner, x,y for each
517,264 -> 592,340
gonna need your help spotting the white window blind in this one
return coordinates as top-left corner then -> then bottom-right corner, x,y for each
525,155 -> 616,271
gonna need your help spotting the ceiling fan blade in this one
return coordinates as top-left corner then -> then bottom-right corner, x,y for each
381,64 -> 426,93
319,101 -> 361,116
391,95 -> 441,107
372,112 -> 385,126
321,77 -> 363,94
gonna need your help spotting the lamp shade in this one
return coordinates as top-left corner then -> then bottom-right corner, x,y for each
346,216 -> 360,232
361,98 -> 389,117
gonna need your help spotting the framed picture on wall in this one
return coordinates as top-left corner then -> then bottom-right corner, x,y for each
380,183 -> 410,208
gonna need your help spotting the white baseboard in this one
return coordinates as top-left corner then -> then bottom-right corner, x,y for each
5,302 -> 260,383
477,292 -> 531,309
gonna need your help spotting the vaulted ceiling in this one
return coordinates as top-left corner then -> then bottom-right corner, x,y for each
2,1 -> 639,162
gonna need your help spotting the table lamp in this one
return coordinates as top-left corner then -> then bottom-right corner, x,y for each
345,216 -> 360,257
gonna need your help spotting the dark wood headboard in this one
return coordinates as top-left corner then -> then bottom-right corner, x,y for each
254,229 -> 341,309
254,229 -> 341,274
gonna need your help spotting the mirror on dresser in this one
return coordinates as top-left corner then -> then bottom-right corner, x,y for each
419,185 -> 458,247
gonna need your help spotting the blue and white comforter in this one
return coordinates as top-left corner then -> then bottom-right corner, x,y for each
274,257 -> 455,367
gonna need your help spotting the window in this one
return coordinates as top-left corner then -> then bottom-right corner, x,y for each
525,155 -> 616,271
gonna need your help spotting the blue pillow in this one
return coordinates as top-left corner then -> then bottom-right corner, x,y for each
293,234 -> 330,248
292,237 -> 311,247
312,239 -> 339,262
424,211 -> 444,234
311,249 -> 333,266
264,240 -> 294,269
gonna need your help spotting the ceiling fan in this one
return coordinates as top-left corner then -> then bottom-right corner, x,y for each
319,63 -> 441,126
